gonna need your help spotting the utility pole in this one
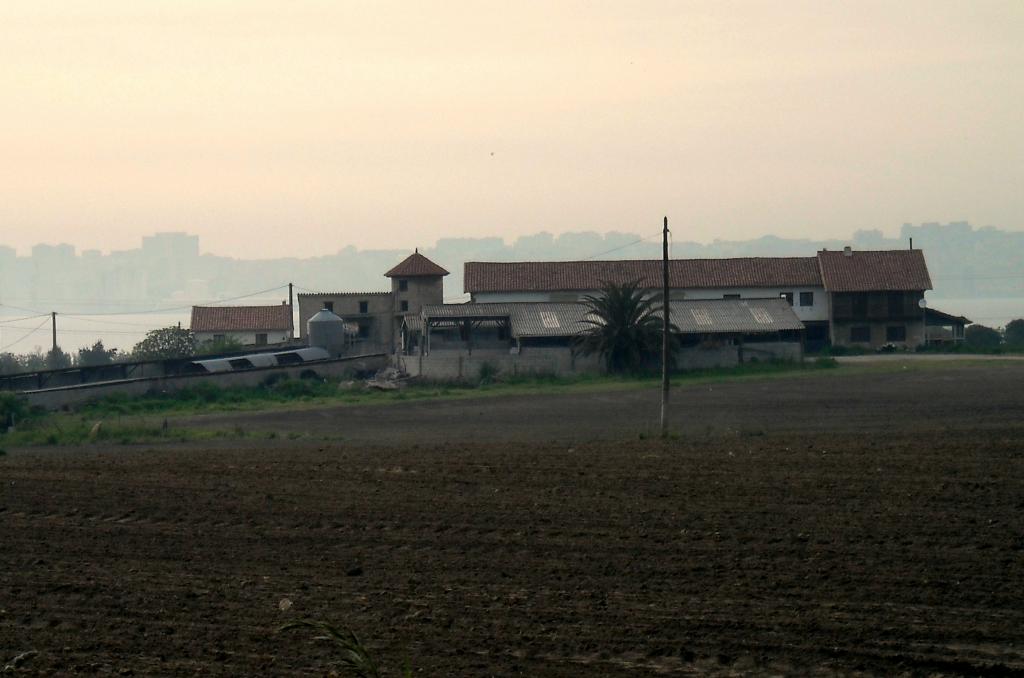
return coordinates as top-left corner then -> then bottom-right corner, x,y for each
661,216 -> 670,439
288,282 -> 295,339
51,311 -> 57,353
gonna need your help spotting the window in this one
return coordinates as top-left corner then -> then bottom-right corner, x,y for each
852,294 -> 868,318
723,293 -> 741,300
358,324 -> 370,339
850,326 -> 871,343
398,279 -> 408,292
888,292 -> 904,316
213,334 -> 225,342
799,292 -> 814,307
358,300 -> 368,314
324,301 -> 334,312
781,292 -> 794,306
255,333 -> 267,345
400,300 -> 409,312
886,325 -> 906,342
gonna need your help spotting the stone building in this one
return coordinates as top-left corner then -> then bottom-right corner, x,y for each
297,250 -> 448,353
464,247 -> 939,351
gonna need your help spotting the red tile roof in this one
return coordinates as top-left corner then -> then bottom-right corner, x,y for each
464,257 -> 822,293
817,249 -> 932,292
385,251 -> 449,278
190,305 -> 293,332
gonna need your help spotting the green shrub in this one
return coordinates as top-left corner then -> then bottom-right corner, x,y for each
261,372 -> 290,388
814,357 -> 839,369
0,392 -> 29,427
965,324 -> 1002,350
1003,319 -> 1024,348
478,362 -> 499,385
272,379 -> 319,398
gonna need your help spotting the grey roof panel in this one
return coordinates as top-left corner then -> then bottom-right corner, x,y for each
509,303 -> 592,338
665,298 -> 804,333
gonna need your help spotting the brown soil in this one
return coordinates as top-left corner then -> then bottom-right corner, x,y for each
182,361 -> 1024,444
2,363 -> 1023,676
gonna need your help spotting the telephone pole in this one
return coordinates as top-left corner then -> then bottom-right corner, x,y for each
51,311 -> 57,353
288,282 -> 295,339
660,216 -> 670,438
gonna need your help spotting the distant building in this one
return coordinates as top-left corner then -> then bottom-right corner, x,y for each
190,304 -> 293,347
403,297 -> 806,378
297,250 -> 448,352
464,247 -> 938,350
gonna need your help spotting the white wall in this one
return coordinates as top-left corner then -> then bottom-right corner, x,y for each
193,330 -> 292,346
684,287 -> 826,322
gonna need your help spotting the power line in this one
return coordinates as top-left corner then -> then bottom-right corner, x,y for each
49,284 -> 290,317
0,313 -> 49,326
0,317 -> 50,352
58,314 -> 178,328
581,232 -> 662,260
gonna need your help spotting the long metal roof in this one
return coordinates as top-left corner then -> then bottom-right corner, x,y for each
509,303 -> 592,338
421,298 -> 802,338
664,298 -> 804,333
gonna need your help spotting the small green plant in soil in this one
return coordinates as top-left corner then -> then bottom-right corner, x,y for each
280,620 -> 412,678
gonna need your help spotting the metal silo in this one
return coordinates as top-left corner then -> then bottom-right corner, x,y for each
307,308 -> 348,356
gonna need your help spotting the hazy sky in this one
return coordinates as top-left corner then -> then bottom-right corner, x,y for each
2,1 -> 1021,258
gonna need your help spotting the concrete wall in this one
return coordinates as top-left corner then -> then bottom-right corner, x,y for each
403,339 -> 801,380
23,354 -> 388,411
297,293 -> 392,346
194,330 -> 291,346
392,275 -> 444,316
403,347 -> 605,380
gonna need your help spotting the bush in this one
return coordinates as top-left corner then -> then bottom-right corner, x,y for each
965,324 -> 1002,350
0,392 -> 29,428
261,372 -> 290,388
272,379 -> 319,398
1004,319 -> 1024,347
478,362 -> 499,385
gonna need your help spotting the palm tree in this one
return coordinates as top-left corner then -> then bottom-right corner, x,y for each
574,281 -> 671,373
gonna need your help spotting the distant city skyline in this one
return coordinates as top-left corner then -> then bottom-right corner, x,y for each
2,2 -> 1022,258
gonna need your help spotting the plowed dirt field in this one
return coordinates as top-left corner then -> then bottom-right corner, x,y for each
2,363 -> 1023,676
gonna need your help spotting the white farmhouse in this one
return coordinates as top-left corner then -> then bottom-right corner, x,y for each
190,304 -> 293,347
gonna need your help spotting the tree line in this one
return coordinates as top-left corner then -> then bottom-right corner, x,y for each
0,327 -> 244,375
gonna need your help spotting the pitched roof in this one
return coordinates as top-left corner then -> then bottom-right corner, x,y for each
817,249 -> 932,292
190,305 -> 293,333
664,298 -> 804,333
464,257 -> 822,293
420,302 -> 591,338
385,251 -> 449,278
297,291 -> 390,297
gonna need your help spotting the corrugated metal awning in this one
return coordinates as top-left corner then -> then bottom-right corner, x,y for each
510,303 -> 592,338
664,298 -> 804,333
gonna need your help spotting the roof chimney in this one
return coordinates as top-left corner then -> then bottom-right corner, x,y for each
843,246 -> 853,257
